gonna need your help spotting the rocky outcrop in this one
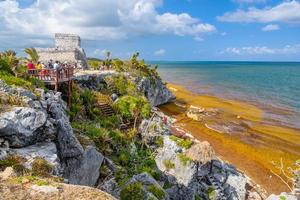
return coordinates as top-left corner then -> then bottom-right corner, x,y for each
9,142 -> 62,175
0,107 -> 47,147
0,80 -> 103,188
73,70 -> 115,91
73,71 -> 175,106
65,146 -> 104,187
140,111 -> 264,200
134,76 -> 175,106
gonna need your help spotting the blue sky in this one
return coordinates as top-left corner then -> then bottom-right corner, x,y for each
0,0 -> 300,61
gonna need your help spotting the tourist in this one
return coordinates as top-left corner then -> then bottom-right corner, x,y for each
48,59 -> 53,69
36,61 -> 42,70
27,60 -> 35,74
53,61 -> 59,70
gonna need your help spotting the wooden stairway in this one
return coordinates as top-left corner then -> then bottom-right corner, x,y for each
95,94 -> 115,117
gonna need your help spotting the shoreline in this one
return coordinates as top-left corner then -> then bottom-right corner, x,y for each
159,83 -> 300,194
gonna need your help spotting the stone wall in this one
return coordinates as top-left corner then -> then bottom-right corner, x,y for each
36,33 -> 88,69
55,33 -> 81,49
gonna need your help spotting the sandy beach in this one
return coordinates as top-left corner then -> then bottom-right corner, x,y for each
160,83 -> 300,194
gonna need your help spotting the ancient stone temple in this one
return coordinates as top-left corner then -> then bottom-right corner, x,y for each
36,33 -> 88,69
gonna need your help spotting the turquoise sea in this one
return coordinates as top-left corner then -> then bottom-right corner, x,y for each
151,61 -> 300,129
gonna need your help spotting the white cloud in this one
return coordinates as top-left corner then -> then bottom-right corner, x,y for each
154,49 -> 166,56
218,0 -> 300,23
262,24 -> 280,31
0,0 -> 216,49
222,44 -> 300,55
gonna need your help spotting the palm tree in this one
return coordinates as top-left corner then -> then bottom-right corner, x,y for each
24,47 -> 39,65
1,50 -> 19,71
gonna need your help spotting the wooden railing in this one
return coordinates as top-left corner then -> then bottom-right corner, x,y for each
28,67 -> 74,83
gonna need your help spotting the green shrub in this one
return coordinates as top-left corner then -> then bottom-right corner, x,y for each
155,136 -> 164,148
0,71 -> 32,89
207,186 -> 217,200
113,95 -> 151,125
177,153 -> 191,166
31,157 -> 53,177
0,155 -> 27,174
148,184 -> 165,200
169,135 -> 193,149
0,58 -> 14,75
163,181 -> 173,189
120,182 -> 146,200
163,159 -> 175,170
279,196 -> 287,200
195,194 -> 202,200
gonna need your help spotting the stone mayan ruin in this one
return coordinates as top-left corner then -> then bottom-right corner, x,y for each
36,33 -> 88,69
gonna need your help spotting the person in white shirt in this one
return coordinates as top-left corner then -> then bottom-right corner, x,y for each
53,61 -> 59,69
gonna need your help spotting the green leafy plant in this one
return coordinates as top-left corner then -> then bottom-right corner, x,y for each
114,95 -> 151,129
24,47 -> 39,65
0,155 -> 27,174
177,153 -> 191,166
155,136 -> 164,148
169,135 -> 193,149
120,182 -> 146,200
31,157 -> 53,177
163,159 -> 175,170
207,186 -> 217,200
148,184 -> 165,200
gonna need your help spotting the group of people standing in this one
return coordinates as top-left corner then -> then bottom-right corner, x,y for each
27,60 -> 74,80
27,59 -> 62,71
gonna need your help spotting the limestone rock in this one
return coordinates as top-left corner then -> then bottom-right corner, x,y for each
186,141 -> 216,164
9,142 -> 62,175
30,185 -> 59,194
155,136 -> 197,187
0,167 -> 15,180
139,116 -> 170,149
135,76 -> 175,107
0,107 -> 47,147
65,146 -> 104,187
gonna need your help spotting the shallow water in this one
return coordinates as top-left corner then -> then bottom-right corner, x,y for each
152,61 -> 300,129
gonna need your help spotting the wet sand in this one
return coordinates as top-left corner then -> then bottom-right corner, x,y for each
160,84 -> 300,195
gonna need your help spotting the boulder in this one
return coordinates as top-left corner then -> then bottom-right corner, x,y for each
65,146 -> 104,187
0,107 -> 47,147
139,116 -> 170,148
9,142 -> 62,175
186,141 -> 216,164
135,76 -> 175,107
155,136 -> 197,187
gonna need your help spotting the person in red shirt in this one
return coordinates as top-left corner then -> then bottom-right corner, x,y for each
27,61 -> 35,74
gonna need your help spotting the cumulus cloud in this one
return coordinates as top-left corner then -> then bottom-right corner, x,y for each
0,0 -> 216,49
262,24 -> 280,31
154,49 -> 166,56
218,0 -> 300,23
222,44 -> 300,55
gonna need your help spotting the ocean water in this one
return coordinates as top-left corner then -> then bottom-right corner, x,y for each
151,61 -> 300,129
